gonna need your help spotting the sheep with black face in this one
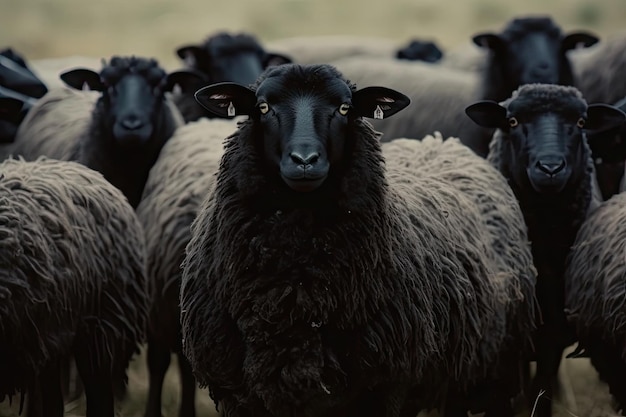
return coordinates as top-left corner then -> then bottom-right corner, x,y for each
7,56 -> 201,208
395,39 -> 443,63
173,31 -> 292,122
180,63 -> 537,417
466,83 -> 626,417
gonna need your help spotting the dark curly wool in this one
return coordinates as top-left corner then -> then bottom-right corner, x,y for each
0,158 -> 148,407
564,191 -> 626,411
10,56 -> 184,208
180,64 -> 535,417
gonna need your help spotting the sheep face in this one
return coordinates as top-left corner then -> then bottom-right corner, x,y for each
0,97 -> 25,143
195,63 -> 410,193
0,51 -> 48,99
60,57 -> 200,147
473,16 -> 597,90
177,32 -> 292,87
466,84 -> 625,194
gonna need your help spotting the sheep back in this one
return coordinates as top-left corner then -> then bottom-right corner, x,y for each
136,118 -> 237,348
331,56 -> 492,153
0,157 -> 148,397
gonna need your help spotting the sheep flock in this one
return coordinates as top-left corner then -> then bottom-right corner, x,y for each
1,10 -> 626,417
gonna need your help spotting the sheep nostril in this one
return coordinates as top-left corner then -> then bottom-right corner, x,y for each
536,159 -> 566,176
290,152 -> 320,166
121,117 -> 144,131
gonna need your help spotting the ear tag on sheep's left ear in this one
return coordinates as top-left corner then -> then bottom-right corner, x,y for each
374,105 -> 384,119
227,102 -> 236,117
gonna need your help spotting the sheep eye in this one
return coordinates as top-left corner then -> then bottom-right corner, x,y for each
577,117 -> 585,128
339,103 -> 350,116
258,102 -> 270,114
508,117 -> 518,128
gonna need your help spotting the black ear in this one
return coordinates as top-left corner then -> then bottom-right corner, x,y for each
586,103 -> 626,135
465,101 -> 507,129
351,86 -> 410,120
176,45 -> 204,67
194,82 -> 257,118
164,69 -> 206,93
561,32 -> 599,51
472,33 -> 504,51
60,69 -> 103,91
0,97 -> 25,122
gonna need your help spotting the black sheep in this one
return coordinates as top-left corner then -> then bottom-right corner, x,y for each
467,15 -> 598,156
8,56 -> 201,208
466,83 -> 626,417
180,63 -> 537,417
173,31 -> 292,122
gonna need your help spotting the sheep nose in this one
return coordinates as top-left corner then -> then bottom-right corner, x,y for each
120,116 -> 144,130
290,151 -> 320,166
536,159 -> 566,176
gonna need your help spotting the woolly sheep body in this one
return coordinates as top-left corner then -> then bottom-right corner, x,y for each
135,117 -> 238,416
180,118 -> 536,415
331,56 -> 491,151
0,157 -> 148,409
564,190 -> 626,411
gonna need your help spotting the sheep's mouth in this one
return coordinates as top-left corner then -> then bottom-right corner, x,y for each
281,176 -> 327,192
113,124 -> 153,147
527,172 -> 569,194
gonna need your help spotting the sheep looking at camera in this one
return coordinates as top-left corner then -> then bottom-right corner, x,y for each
0,157 -> 148,417
466,83 -> 626,417
180,63 -> 537,416
7,56 -> 201,208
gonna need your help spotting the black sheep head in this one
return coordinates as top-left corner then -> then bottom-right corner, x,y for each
176,32 -> 292,87
472,16 -> 598,101
60,56 -> 202,147
466,83 -> 625,194
195,63 -> 410,193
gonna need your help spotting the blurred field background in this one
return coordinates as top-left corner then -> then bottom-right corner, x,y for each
2,0 -> 626,68
1,0 -> 626,416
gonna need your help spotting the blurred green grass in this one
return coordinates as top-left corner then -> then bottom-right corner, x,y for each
2,0 -> 626,68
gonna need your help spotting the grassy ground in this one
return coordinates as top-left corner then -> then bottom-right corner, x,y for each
2,0 -> 626,416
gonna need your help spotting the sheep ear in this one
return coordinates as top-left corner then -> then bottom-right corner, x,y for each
263,53 -> 292,68
164,69 -> 206,93
465,101 -> 507,128
561,32 -> 599,51
60,69 -> 104,91
194,82 -> 257,118
352,86 -> 411,119
472,33 -> 503,51
585,103 -> 626,135
176,45 -> 204,67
